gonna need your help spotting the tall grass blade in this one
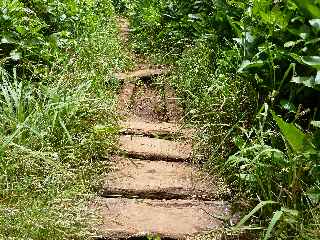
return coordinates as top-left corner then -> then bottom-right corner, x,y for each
263,210 -> 283,240
235,201 -> 277,229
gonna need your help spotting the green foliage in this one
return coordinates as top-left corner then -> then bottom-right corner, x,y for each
0,0 -> 131,238
124,0 -> 320,239
228,106 -> 319,239
125,0 -> 320,121
171,39 -> 256,161
0,0 -> 117,78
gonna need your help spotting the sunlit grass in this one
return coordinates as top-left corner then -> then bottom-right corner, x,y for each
0,1 -> 132,238
121,0 -> 320,239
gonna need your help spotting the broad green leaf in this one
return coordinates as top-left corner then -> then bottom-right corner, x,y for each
1,36 -> 16,44
306,38 -> 320,45
288,24 -> 310,39
244,32 -> 254,43
311,121 -> 320,128
293,0 -> 320,18
188,14 -> 201,20
9,50 -> 21,61
299,32 -> 309,40
238,60 -> 264,73
264,210 -> 283,240
284,40 -> 303,48
315,71 -> 320,84
280,99 -> 296,113
291,75 -> 316,88
291,73 -> 320,89
1,38 -> 10,44
288,53 -> 304,64
272,112 -> 314,153
309,19 -> 320,30
233,38 -> 242,45
291,16 -> 305,23
302,56 -> 320,69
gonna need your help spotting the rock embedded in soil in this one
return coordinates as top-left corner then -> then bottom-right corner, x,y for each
101,156 -> 227,200
96,197 -> 229,239
119,135 -> 192,161
119,118 -> 194,138
115,68 -> 168,81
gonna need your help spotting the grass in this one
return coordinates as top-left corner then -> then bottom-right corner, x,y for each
3,0 -> 318,239
118,0 -> 320,239
0,1 -> 132,238
170,39 -> 256,164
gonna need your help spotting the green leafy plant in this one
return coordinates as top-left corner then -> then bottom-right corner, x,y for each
228,105 -> 319,239
120,0 -> 320,238
0,0 -> 131,238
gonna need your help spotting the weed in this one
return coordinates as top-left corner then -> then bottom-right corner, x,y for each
0,0 -> 131,238
123,0 -> 320,238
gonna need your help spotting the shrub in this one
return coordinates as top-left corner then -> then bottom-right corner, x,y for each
171,39 -> 256,162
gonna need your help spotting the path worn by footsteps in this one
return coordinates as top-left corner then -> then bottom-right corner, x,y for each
94,19 -> 230,240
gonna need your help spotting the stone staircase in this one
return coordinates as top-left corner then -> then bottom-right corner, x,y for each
93,66 -> 230,239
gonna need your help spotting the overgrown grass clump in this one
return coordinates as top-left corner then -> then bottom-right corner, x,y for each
171,39 -> 256,162
1,0 -> 130,239
118,0 -> 320,239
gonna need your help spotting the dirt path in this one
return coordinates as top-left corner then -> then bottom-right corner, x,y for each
94,18 -> 230,240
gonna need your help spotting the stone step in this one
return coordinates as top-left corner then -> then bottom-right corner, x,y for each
119,119 -> 194,138
119,135 -> 192,161
101,157 -> 228,200
95,198 -> 229,239
115,68 -> 168,80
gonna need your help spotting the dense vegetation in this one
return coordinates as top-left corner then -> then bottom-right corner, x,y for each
0,0 -> 130,238
115,0 -> 320,239
1,0 -> 319,239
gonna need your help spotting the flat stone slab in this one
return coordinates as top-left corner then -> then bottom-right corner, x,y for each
101,157 -> 228,200
120,119 -> 194,138
119,135 -> 192,161
97,198 -> 229,239
115,68 -> 168,80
